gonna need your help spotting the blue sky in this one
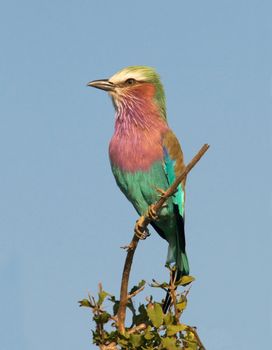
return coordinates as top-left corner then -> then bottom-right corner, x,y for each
0,1 -> 271,349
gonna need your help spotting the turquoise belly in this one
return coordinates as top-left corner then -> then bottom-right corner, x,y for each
111,161 -> 172,217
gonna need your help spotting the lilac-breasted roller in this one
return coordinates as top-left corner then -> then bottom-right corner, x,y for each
87,66 -> 189,283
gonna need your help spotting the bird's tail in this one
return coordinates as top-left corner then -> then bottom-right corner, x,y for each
163,205 -> 189,313
165,208 -> 189,275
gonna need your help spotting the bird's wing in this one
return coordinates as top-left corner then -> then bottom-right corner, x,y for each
151,129 -> 187,261
162,129 -> 186,217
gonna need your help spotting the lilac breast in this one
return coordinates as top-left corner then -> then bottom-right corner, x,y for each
109,124 -> 169,172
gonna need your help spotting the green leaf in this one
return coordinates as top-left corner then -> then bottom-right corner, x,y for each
176,275 -> 195,286
184,344 -> 198,350
150,280 -> 169,288
91,330 -> 100,344
143,325 -> 154,340
78,299 -> 92,308
133,304 -> 148,326
129,280 -> 146,295
163,312 -> 174,326
108,296 -> 120,316
109,295 -> 116,302
118,338 -> 129,347
106,330 -> 118,343
161,336 -> 178,350
166,324 -> 187,336
176,295 -> 187,312
129,334 -> 144,347
98,290 -> 110,306
147,303 -> 163,328
113,301 -> 120,316
183,330 -> 199,350
93,311 -> 111,324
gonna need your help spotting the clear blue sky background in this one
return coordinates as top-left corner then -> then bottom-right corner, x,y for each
0,1 -> 271,349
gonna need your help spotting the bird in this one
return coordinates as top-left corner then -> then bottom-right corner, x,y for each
87,66 -> 189,311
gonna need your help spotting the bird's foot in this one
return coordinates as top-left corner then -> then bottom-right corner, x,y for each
155,187 -> 167,197
156,186 -> 178,197
147,204 -> 158,221
134,217 -> 150,240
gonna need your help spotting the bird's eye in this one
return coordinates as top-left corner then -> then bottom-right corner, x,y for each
125,78 -> 136,85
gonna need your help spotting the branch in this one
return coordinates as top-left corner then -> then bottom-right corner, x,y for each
127,285 -> 145,299
117,143 -> 210,333
127,323 -> 147,334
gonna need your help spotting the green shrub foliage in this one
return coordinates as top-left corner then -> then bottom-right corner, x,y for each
79,277 -> 205,350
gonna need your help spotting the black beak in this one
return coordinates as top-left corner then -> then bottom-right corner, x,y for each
87,79 -> 115,92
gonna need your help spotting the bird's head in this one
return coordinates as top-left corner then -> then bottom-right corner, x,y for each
87,66 -> 166,119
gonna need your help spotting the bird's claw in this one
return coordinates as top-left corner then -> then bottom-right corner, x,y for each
148,204 -> 158,221
155,187 -> 167,197
134,219 -> 150,240
156,186 -> 178,197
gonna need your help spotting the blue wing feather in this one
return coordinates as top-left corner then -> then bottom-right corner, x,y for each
163,146 -> 185,217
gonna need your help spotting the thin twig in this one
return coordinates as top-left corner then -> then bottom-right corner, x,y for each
127,285 -> 145,299
127,323 -> 147,334
117,144 -> 210,333
151,279 -> 168,292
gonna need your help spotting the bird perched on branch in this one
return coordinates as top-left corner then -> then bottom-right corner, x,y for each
87,66 -> 189,309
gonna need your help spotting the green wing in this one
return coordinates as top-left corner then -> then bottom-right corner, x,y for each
162,130 -> 186,217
